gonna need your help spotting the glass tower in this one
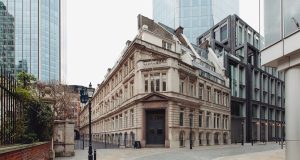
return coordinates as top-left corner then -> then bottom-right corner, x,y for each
153,0 -> 239,44
0,0 -> 62,82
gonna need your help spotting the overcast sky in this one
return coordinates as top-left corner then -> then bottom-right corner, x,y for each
66,0 -> 259,87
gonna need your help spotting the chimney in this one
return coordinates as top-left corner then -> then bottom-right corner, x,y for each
175,26 -> 184,36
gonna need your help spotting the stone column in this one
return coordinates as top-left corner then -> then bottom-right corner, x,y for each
285,66 -> 300,160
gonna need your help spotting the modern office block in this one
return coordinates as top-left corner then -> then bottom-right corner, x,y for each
153,0 -> 239,43
198,15 -> 285,143
0,0 -> 64,82
260,0 -> 299,159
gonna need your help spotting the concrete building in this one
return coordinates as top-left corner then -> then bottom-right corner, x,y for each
153,0 -> 239,43
259,0 -> 299,159
0,0 -> 66,83
197,15 -> 285,143
79,15 -> 231,148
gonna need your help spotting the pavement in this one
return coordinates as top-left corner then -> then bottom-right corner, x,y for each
56,142 -> 285,160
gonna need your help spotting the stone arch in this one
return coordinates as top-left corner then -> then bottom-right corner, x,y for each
191,131 -> 196,146
118,133 -> 122,146
115,133 -> 118,144
206,132 -> 211,145
130,132 -> 135,147
214,132 -> 220,145
124,132 -> 128,147
199,132 -> 203,146
179,130 -> 185,147
74,130 -> 80,140
223,132 -> 228,144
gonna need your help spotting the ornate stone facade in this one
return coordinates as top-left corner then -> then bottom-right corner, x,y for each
79,15 -> 231,148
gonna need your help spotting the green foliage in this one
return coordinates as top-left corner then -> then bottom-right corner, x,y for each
16,71 -> 36,89
14,71 -> 54,144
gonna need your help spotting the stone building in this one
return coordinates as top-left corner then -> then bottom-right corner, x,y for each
80,15 -> 231,148
197,15 -> 285,143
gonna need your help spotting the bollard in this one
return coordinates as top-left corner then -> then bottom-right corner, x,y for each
94,149 -> 96,160
251,139 -> 253,146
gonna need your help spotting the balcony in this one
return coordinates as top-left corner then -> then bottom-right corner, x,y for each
139,59 -> 168,70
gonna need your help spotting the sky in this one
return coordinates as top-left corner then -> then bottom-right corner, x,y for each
66,0 -> 259,87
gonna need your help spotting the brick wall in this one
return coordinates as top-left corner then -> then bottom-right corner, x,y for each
0,142 -> 50,160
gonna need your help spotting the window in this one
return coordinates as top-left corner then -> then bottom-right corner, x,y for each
155,73 -> 160,91
124,112 -> 128,128
199,83 -> 204,100
144,74 -> 149,92
180,80 -> 184,94
151,75 -> 155,92
199,111 -> 203,127
207,87 -> 211,102
238,25 -> 243,45
162,40 -> 172,50
180,108 -> 184,126
130,109 -> 134,127
206,112 -> 211,128
190,83 -> 194,97
220,24 -> 228,41
124,85 -> 128,100
130,81 -> 134,97
162,73 -> 167,91
190,111 -> 194,127
119,114 -> 123,129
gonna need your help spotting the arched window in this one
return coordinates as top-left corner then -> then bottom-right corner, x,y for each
223,133 -> 228,144
124,132 -> 128,147
179,131 -> 185,147
206,133 -> 210,145
214,132 -> 219,145
199,132 -> 203,146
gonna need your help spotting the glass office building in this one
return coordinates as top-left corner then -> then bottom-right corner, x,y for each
0,0 -> 63,82
153,0 -> 239,44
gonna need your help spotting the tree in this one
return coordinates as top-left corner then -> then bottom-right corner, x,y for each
14,71 -> 54,143
36,82 -> 77,120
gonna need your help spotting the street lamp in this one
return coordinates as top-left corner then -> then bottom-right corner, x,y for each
189,113 -> 193,149
80,83 -> 95,160
241,121 -> 244,145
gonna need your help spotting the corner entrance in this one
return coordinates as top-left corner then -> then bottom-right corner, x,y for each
146,109 -> 165,145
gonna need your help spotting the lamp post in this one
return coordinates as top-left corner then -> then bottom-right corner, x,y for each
241,121 -> 244,146
189,113 -> 193,149
80,83 -> 95,160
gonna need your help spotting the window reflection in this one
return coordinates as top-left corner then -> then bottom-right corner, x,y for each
283,0 -> 300,36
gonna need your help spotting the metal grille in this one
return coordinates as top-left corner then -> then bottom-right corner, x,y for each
0,67 -> 22,145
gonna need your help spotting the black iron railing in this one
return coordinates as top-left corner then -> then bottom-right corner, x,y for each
0,67 -> 22,146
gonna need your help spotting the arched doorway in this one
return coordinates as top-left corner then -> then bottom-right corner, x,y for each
206,133 -> 210,145
191,131 -> 195,147
214,132 -> 219,145
118,133 -> 122,146
124,132 -> 128,147
179,131 -> 185,147
199,132 -> 203,146
223,133 -> 228,144
130,132 -> 135,147
74,130 -> 80,140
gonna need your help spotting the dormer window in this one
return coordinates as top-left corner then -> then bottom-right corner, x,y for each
162,40 -> 172,50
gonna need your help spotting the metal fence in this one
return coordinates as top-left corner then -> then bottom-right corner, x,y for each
0,67 -> 22,146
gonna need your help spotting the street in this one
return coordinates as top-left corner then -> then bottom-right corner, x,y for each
56,142 -> 284,160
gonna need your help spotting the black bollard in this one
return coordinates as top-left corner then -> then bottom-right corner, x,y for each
94,149 -> 96,160
251,139 -> 253,146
